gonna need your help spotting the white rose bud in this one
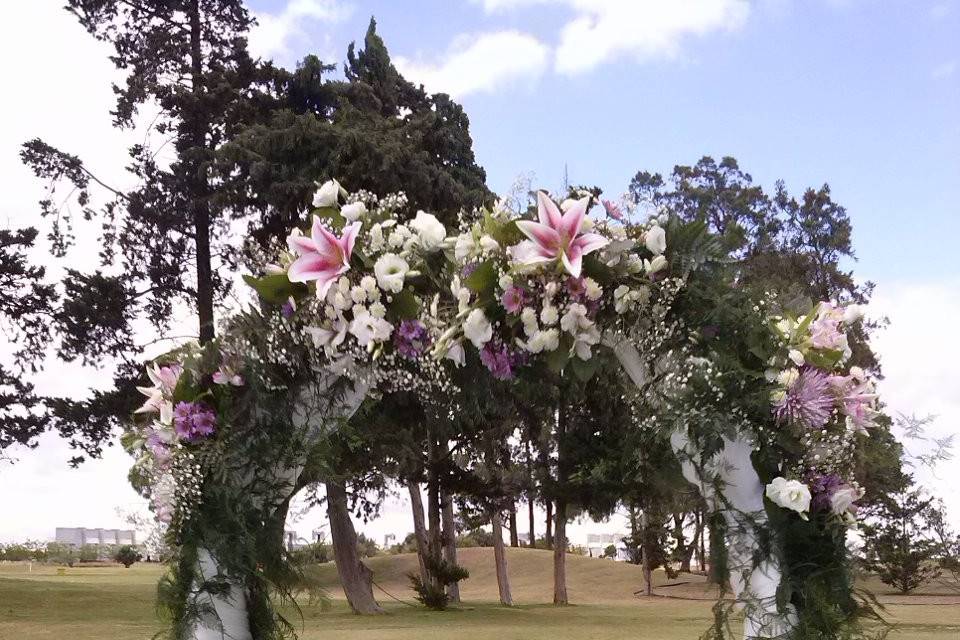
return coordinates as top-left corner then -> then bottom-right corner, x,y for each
312,179 -> 342,208
644,225 -> 667,255
765,477 -> 811,518
410,210 -> 447,251
340,201 -> 367,222
788,349 -> 805,367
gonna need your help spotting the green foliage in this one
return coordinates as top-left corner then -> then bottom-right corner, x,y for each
603,544 -> 617,559
115,545 -> 142,568
861,486 -> 943,594
79,544 -> 102,563
408,556 -> 470,610
290,542 -> 332,566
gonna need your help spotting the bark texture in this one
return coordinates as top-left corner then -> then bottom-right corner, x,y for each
491,509 -> 513,606
408,481 -> 431,585
441,489 -> 460,603
552,500 -> 568,605
326,481 -> 383,614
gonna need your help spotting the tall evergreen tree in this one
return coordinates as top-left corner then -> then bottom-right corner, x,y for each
0,228 -> 56,458
20,0 -> 271,460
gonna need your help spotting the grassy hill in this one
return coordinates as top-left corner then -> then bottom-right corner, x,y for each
308,547 -> 718,605
2,549 -> 959,639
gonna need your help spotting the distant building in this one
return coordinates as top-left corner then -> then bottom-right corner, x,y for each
55,527 -> 136,547
585,532 -> 630,561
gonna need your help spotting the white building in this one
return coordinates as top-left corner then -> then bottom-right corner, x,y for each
585,532 -> 631,561
55,527 -> 136,547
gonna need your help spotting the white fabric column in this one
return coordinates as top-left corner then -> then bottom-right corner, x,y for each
187,374 -> 369,640
613,340 -> 795,639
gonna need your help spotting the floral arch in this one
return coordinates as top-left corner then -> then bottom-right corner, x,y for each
127,180 -> 879,640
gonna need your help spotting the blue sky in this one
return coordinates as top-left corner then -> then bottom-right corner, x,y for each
250,0 -> 959,285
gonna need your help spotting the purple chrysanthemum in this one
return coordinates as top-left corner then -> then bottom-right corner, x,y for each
461,262 -> 479,279
173,401 -> 217,442
774,367 -> 835,429
394,320 -> 431,359
566,277 -> 586,300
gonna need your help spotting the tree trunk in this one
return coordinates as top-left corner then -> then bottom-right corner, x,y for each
698,508 -> 707,572
508,502 -> 519,547
326,481 -> 383,614
528,499 -> 536,549
408,481 -> 430,584
553,499 -> 568,605
545,500 -> 553,549
188,0 -> 214,344
491,508 -> 513,606
640,508 -> 653,596
441,488 -> 460,603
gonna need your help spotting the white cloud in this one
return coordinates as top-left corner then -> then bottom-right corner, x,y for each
932,60 -> 957,79
870,279 -> 960,528
395,31 -> 550,98
248,0 -> 352,61
930,1 -> 953,19
476,0 -> 750,74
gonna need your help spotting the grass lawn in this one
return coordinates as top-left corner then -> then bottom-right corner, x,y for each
2,548 -> 958,640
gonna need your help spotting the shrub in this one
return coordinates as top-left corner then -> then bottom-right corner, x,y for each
45,543 -> 79,567
290,542 -> 331,566
114,545 -> 141,568
408,556 -> 470,610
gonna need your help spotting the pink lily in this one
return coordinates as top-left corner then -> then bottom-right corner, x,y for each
287,216 -> 360,299
510,192 -> 608,278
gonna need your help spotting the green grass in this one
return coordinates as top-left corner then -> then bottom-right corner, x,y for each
2,548 -> 959,640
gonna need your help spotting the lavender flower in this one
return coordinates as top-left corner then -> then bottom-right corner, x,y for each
393,320 -> 431,359
173,401 -> 217,442
774,367 -> 835,429
807,473 -> 843,511
480,339 -> 517,380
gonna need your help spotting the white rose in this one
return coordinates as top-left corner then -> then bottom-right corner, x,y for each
645,255 -> 668,274
479,234 -> 501,254
830,485 -> 863,516
312,179 -> 342,208
374,253 -> 409,293
498,274 -> 514,290
645,225 -> 667,255
788,349 -> 805,367
463,308 -> 493,348
455,233 -> 477,261
410,210 -> 447,251
624,254 -> 644,274
765,477 -> 811,518
340,201 -> 367,222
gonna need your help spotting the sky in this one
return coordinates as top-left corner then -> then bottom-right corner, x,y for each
0,0 -> 958,546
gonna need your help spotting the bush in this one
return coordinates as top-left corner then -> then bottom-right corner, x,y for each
290,542 -> 331,566
79,544 -> 102,563
0,543 -> 34,562
408,556 -> 470,610
356,533 -> 380,558
114,545 -> 141,568
45,543 -> 79,567
457,528 -> 495,547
